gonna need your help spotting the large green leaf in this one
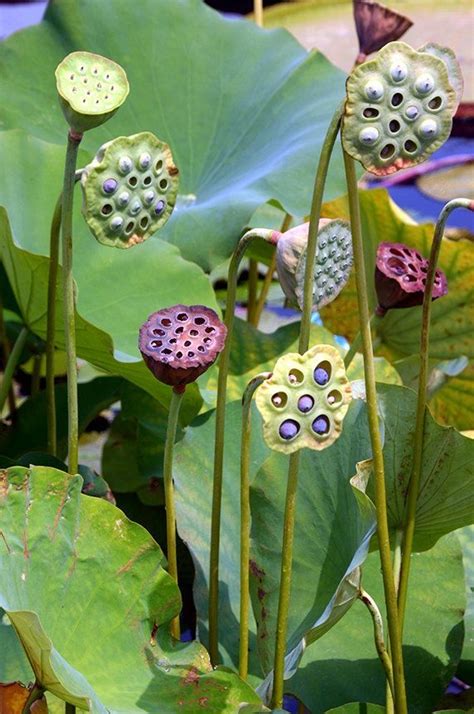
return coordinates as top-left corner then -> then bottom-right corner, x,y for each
0,0 -> 349,271
0,466 -> 266,712
0,610 -> 33,685
320,189 -> 474,430
373,383 -> 474,551
287,534 -> 465,713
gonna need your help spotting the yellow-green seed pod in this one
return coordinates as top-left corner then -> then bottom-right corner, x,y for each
255,344 -> 352,454
81,132 -> 179,248
342,42 -> 459,176
55,51 -> 129,134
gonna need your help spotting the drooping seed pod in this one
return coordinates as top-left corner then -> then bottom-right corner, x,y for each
353,0 -> 413,62
55,51 -> 129,134
139,305 -> 227,391
81,132 -> 179,248
375,241 -> 447,316
342,42 -> 460,176
275,219 -> 353,311
255,345 -> 352,454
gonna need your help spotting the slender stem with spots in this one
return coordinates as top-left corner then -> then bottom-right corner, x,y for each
397,198 -> 473,632
343,149 -> 407,714
163,386 -> 185,641
0,326 -> 28,415
359,589 -> 394,696
61,131 -> 82,475
209,228 -> 275,665
239,371 -> 272,680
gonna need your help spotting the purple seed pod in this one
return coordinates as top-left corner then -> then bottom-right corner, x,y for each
139,305 -> 227,390
353,0 -> 413,62
375,241 -> 447,316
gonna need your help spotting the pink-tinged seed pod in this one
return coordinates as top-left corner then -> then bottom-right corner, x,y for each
139,305 -> 227,391
375,242 -> 447,316
353,0 -> 413,62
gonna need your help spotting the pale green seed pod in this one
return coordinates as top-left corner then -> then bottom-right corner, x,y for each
81,132 -> 179,248
342,42 -> 459,176
275,219 -> 353,311
255,344 -> 352,454
55,51 -> 129,134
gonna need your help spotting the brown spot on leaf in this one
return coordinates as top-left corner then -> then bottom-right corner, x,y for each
249,559 -> 265,580
257,587 -> 266,601
198,697 -> 209,707
183,666 -> 200,686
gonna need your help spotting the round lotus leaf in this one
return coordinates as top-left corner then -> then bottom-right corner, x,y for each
276,218 -> 353,311
81,132 -> 179,248
255,344 -> 352,454
418,42 -> 464,108
55,51 -> 129,134
342,41 -> 458,176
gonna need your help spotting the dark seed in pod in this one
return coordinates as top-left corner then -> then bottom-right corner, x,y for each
279,419 -> 300,440
154,200 -> 166,215
314,367 -> 329,385
297,395 -> 314,413
103,178 -> 118,194
312,415 -> 330,435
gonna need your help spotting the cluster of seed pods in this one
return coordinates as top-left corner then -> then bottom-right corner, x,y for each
343,42 -> 460,175
81,132 -> 179,248
255,345 -> 352,454
375,241 -> 448,315
139,305 -> 227,390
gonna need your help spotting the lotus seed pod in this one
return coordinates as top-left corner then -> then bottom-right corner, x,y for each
139,305 -> 227,390
353,0 -> 413,59
255,345 -> 352,454
81,132 -> 179,248
342,42 -> 459,176
275,219 -> 353,311
55,51 -> 129,134
375,241 -> 447,316
418,43 -> 464,109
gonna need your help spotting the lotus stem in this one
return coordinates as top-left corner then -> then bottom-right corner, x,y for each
61,131 -> 82,475
247,259 -> 259,324
31,354 -> 42,397
0,326 -> 28,415
359,589 -> 395,697
163,386 -> 185,641
344,314 -> 382,369
253,213 -> 292,327
209,227 -> 275,665
343,149 -> 407,714
239,371 -> 272,680
0,289 -> 16,416
397,198 -> 473,632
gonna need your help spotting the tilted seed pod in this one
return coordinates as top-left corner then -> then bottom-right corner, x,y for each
81,132 -> 179,248
275,219 -> 353,311
342,42 -> 461,175
353,0 -> 412,61
255,345 -> 352,454
375,241 -> 447,316
55,51 -> 129,134
139,305 -> 227,391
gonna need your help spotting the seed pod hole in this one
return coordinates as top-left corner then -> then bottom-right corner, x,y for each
176,351 -> 183,359
404,139 -> 418,153
203,337 -> 212,344
380,144 -> 395,159
169,338 -> 177,344
189,329 -> 199,337
312,415 -> 330,436
314,361 -> 331,386
177,312 -> 188,322
297,394 -> 314,413
271,392 -> 288,409
155,159 -> 164,173
125,221 -> 135,234
288,368 -> 304,385
391,92 -> 404,107
184,340 -> 191,347
140,216 -> 149,229
389,119 -> 401,133
428,96 -> 442,110
363,107 -> 380,119
143,175 -> 152,186
404,274 -> 417,282
175,326 -> 184,334
161,318 -> 172,326
188,351 -> 195,358
161,348 -> 172,355
327,390 -> 342,406
387,257 -> 405,275
101,204 -> 113,216
159,179 -> 169,191
128,175 -> 138,187
205,326 -> 215,333
197,346 -> 205,352
279,419 -> 300,441
194,317 -> 206,325
151,340 -> 162,348
153,328 -> 165,336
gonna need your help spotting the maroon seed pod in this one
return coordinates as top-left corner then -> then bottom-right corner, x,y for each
139,305 -> 227,390
353,0 -> 413,63
375,242 -> 447,316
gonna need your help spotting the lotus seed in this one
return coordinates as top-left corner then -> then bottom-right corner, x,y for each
359,127 -> 379,145
314,367 -> 330,386
130,199 -> 142,215
415,73 -> 435,94
365,80 -> 384,101
405,105 -> 419,120
272,394 -> 283,407
118,191 -> 130,206
144,190 -> 155,205
103,178 -> 117,194
419,118 -> 438,137
279,419 -> 300,440
317,291 -> 324,301
390,61 -> 408,82
320,240 -> 327,249
312,415 -> 330,435
119,156 -> 133,174
330,248 -> 337,257
139,152 -> 152,169
110,216 -> 123,231
329,234 -> 337,243
297,395 -> 314,413
154,200 -> 166,215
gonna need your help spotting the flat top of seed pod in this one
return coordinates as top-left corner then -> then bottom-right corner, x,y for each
139,305 -> 227,370
56,51 -> 129,118
376,242 -> 447,296
342,41 -> 458,176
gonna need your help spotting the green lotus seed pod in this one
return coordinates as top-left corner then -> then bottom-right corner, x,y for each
342,42 -> 459,176
255,344 -> 352,454
55,51 -> 129,134
275,219 -> 353,311
81,132 -> 179,248
418,43 -> 463,109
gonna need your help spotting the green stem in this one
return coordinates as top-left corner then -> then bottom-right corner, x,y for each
65,704 -> 76,714
253,213 -> 292,328
239,371 -> 272,680
397,198 -> 473,633
247,259 -> 259,324
61,131 -> 82,475
359,589 -> 394,697
31,354 -> 42,397
271,451 -> 300,709
163,387 -> 185,641
0,289 -> 16,416
21,682 -> 45,713
0,326 -> 28,414
343,149 -> 407,714
344,314 -> 382,369
209,228 -> 275,665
